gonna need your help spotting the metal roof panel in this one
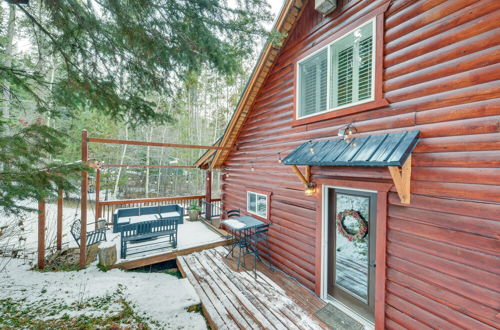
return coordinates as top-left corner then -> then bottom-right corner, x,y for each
282,131 -> 419,167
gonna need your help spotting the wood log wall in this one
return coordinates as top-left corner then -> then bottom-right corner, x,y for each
221,0 -> 500,328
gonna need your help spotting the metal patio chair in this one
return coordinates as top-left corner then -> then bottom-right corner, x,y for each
71,219 -> 107,247
226,209 -> 241,218
244,222 -> 272,278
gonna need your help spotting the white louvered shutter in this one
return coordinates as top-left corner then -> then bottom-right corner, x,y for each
336,46 -> 354,106
330,21 -> 374,108
298,49 -> 328,117
358,36 -> 373,101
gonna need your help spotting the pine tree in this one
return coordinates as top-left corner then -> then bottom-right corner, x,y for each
0,0 -> 272,213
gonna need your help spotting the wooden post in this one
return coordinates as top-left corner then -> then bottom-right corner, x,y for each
80,130 -> 88,268
388,155 -> 412,204
205,170 -> 212,220
95,167 -> 101,228
305,165 -> 311,182
290,165 -> 309,187
57,189 -> 63,251
37,199 -> 46,269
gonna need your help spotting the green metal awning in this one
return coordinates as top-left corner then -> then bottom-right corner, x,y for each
283,131 -> 419,167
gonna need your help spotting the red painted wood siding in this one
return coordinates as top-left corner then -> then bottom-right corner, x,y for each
221,0 -> 500,328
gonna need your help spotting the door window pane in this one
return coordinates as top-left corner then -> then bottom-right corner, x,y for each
335,193 -> 370,302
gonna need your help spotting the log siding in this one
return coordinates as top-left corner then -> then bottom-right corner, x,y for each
220,0 -> 500,328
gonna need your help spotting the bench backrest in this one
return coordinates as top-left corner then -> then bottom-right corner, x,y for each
114,204 -> 182,218
113,204 -> 184,233
120,218 -> 178,239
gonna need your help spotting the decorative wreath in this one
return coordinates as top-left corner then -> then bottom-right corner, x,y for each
336,209 -> 368,242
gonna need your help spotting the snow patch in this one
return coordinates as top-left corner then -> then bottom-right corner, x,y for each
0,258 -> 207,328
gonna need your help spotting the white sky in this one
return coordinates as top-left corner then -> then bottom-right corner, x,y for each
269,0 -> 285,22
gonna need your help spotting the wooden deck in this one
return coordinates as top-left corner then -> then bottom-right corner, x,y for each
177,247 -> 328,330
112,239 -> 230,270
108,218 -> 231,270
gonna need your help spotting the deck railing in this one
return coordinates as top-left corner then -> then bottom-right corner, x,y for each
201,200 -> 223,220
98,195 -> 222,223
99,195 -> 203,223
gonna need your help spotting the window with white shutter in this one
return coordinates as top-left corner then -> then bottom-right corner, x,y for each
296,19 -> 376,120
298,49 -> 328,117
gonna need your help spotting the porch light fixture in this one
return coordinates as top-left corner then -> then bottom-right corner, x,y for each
278,152 -> 282,163
304,183 -> 316,196
338,122 -> 357,144
251,162 -> 255,172
309,140 -> 315,154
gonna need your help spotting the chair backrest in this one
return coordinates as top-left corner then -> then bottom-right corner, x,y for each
226,209 -> 240,218
70,219 -> 82,245
255,223 -> 270,236
71,219 -> 81,238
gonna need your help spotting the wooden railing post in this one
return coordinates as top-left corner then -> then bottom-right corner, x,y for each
80,130 -> 88,268
38,199 -> 46,269
57,189 -> 63,251
205,170 -> 212,220
95,167 -> 101,228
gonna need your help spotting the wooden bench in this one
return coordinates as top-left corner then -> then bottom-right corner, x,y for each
120,218 -> 178,258
71,219 -> 107,247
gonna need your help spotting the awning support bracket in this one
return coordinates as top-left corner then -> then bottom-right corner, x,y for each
291,164 -> 311,188
388,155 -> 412,204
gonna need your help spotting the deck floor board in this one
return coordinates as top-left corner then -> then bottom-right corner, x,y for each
177,256 -> 232,330
178,247 -> 328,330
193,251 -> 275,329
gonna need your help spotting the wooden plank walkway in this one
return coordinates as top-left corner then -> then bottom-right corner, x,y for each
177,247 -> 328,330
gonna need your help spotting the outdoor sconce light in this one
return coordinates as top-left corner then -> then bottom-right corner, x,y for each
309,140 -> 315,154
278,152 -> 282,164
251,162 -> 255,172
338,123 -> 357,144
304,183 -> 316,196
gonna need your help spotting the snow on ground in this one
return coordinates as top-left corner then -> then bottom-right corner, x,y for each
0,201 -> 84,260
0,257 -> 207,329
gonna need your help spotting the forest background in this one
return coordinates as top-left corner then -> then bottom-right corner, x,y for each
0,0 -> 282,211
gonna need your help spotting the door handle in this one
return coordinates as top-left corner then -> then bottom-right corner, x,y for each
370,262 -> 376,268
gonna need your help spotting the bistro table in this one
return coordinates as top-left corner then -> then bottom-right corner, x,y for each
222,215 -> 266,272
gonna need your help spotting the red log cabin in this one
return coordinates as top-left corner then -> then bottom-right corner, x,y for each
197,0 -> 500,328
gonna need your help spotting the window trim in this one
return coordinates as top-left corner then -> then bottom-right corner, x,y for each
293,12 -> 388,126
246,190 -> 270,219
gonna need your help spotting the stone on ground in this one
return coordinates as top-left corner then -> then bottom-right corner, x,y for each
98,244 -> 117,267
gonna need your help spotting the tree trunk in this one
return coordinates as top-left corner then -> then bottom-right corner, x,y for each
156,126 -> 168,196
145,127 -> 153,198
